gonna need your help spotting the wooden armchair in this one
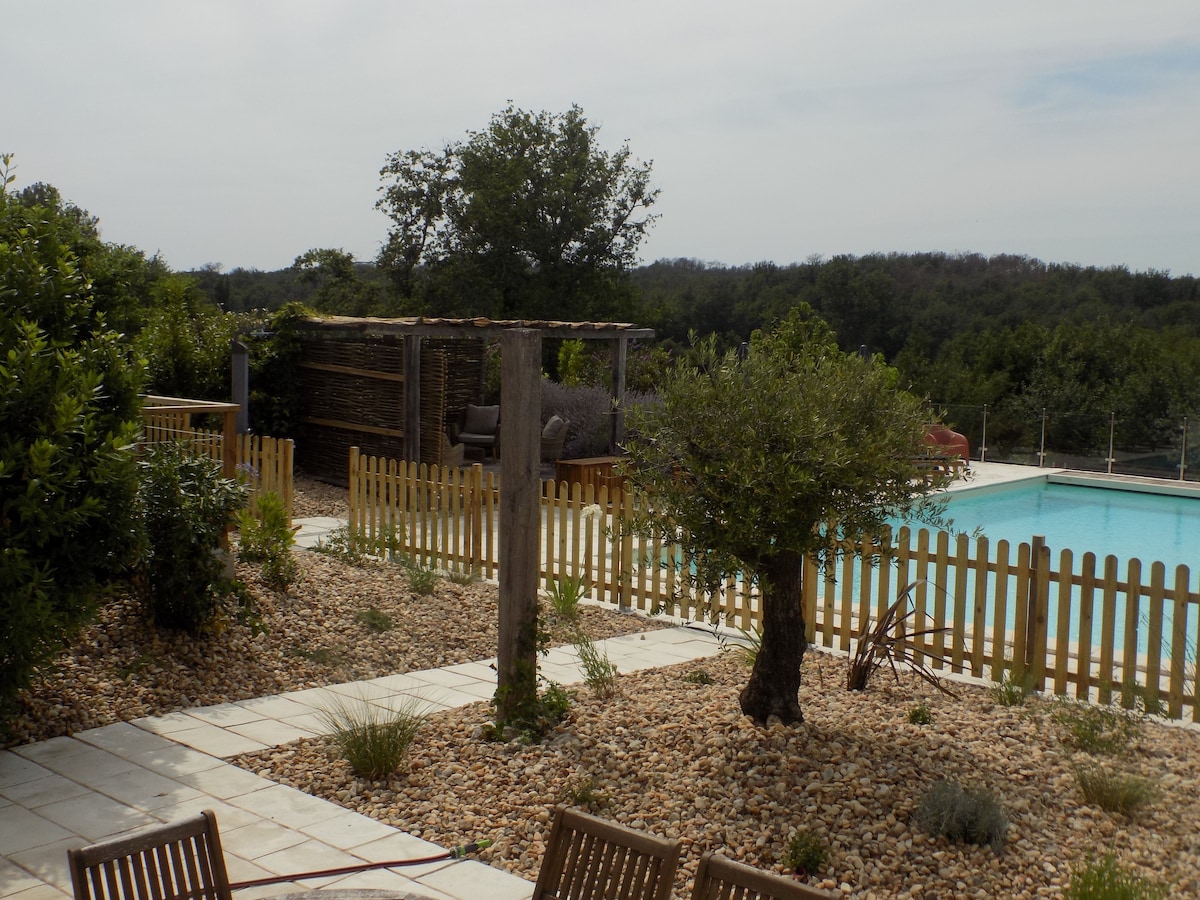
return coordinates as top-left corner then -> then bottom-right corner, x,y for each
68,810 -> 232,900
690,853 -> 837,900
533,806 -> 682,900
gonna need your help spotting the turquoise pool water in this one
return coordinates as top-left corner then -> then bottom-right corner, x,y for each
912,478 -> 1200,658
940,480 -> 1200,573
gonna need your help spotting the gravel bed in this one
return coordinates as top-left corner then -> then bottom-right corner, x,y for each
3,476 -> 665,747
234,653 -> 1200,900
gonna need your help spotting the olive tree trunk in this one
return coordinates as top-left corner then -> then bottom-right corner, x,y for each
738,549 -> 806,725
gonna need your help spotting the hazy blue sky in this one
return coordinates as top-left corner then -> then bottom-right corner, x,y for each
7,1 -> 1200,276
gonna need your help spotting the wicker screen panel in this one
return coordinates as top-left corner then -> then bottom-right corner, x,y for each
427,337 -> 487,431
420,349 -> 446,466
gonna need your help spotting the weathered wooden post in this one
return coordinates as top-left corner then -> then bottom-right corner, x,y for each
496,328 -> 543,723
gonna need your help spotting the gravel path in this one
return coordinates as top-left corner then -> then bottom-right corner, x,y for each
8,476 -> 1200,898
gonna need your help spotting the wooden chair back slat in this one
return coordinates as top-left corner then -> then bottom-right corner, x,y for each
68,811 -> 232,900
534,806 -> 682,900
690,853 -> 837,900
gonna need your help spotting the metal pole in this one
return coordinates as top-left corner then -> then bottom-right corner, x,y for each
980,404 -> 988,462
1180,416 -> 1189,481
1038,407 -> 1047,467
1106,412 -> 1116,475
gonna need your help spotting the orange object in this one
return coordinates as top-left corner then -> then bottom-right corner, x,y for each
925,425 -> 970,461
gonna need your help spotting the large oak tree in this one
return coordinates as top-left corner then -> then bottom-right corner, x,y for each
376,104 -> 658,319
625,310 -> 948,725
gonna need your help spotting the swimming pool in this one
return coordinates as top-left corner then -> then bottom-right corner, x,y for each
906,474 -> 1200,665
938,477 -> 1200,574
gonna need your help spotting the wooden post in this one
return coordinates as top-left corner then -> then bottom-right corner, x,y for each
609,337 -> 628,452
404,334 -> 422,464
497,328 -> 543,722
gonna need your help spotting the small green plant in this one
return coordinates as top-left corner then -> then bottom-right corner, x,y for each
489,678 -> 573,742
319,695 -> 427,780
314,522 -> 404,565
1052,699 -> 1142,755
846,581 -> 956,696
289,645 -> 346,666
405,561 -> 440,595
1118,678 -> 1165,718
1065,854 -> 1168,900
908,701 -> 933,725
684,669 -> 713,685
575,634 -> 619,698
722,627 -> 761,667
563,773 -> 609,810
781,827 -> 828,876
916,780 -> 1008,852
445,564 -> 481,585
1073,763 -> 1159,816
546,572 -> 588,625
991,665 -> 1033,707
355,606 -> 395,633
235,491 -> 299,592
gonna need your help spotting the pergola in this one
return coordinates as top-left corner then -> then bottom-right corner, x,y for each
298,314 -> 655,462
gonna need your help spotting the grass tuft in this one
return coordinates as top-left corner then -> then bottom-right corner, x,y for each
1065,854 -> 1168,900
319,695 -> 427,780
1073,763 -> 1158,816
1052,699 -> 1142,756
354,606 -> 394,633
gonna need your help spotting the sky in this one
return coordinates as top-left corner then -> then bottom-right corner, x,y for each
7,1 -> 1200,277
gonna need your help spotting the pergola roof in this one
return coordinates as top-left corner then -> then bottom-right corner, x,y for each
300,315 -> 655,341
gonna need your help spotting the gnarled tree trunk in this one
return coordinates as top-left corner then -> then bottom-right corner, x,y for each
739,549 -> 807,725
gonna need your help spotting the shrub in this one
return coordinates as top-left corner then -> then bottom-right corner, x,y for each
684,669 -> 713,685
319,694 -> 427,779
1065,854 -> 1168,900
540,380 -> 613,459
781,828 -> 828,876
235,490 -> 299,592
916,780 -> 1008,851
136,443 -> 247,632
490,678 -> 573,743
405,560 -> 439,595
1073,763 -> 1158,816
1,160 -> 143,721
909,701 -> 934,725
1052,700 -> 1142,756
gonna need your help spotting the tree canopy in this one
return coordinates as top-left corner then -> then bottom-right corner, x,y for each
625,310 -> 947,724
376,103 -> 659,319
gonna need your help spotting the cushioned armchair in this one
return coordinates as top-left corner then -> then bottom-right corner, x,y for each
455,404 -> 500,458
541,415 -> 569,462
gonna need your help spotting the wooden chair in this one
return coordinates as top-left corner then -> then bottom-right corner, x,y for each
690,853 -> 837,900
533,806 -> 682,900
68,810 -> 232,900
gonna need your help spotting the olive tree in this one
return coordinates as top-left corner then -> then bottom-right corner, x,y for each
376,103 -> 658,319
624,311 -> 947,725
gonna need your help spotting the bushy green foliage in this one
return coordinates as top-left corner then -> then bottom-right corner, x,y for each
1,156 -> 143,721
781,828 -> 828,875
490,678 -> 573,743
916,780 -> 1008,851
1073,763 -> 1158,816
235,491 -> 299,592
320,695 -> 426,779
684,668 -> 713,685
135,444 -> 247,631
1065,855 -> 1168,900
563,773 -> 609,810
355,606 -> 395,633
404,560 -> 439,595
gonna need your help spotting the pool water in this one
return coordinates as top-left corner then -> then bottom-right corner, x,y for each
890,478 -> 1200,657
939,481 -> 1200,574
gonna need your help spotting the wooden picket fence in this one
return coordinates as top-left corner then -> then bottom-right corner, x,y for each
347,447 -> 1200,722
141,399 -> 295,519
